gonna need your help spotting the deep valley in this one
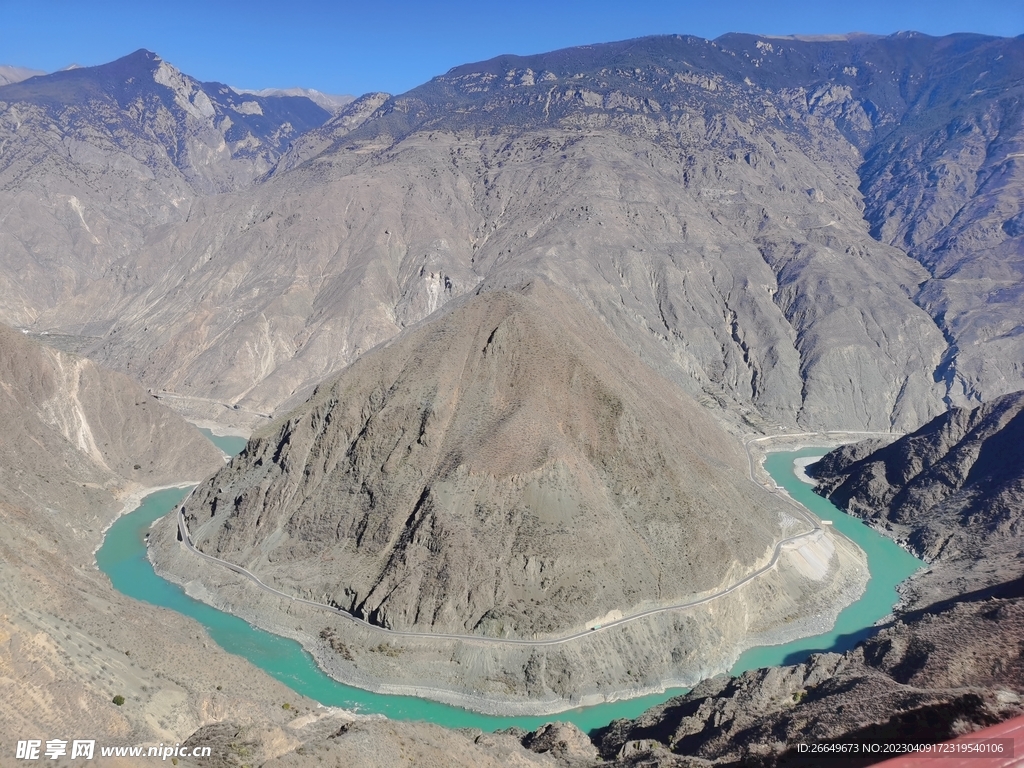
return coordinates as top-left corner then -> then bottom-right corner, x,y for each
0,28 -> 1021,767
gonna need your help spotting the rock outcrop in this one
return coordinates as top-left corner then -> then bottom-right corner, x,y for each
176,717 -> 566,768
590,397 -> 1024,765
595,589 -> 1024,766
812,391 -> 1024,604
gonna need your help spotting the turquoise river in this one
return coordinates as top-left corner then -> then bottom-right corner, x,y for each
96,438 -> 921,734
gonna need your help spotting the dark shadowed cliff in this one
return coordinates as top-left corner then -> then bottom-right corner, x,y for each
812,391 -> 1024,604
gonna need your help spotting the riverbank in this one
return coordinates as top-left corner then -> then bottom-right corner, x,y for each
149,514 -> 866,721
90,481 -> 203,560
743,430 -> 900,488
793,456 -> 823,485
136,440 -> 884,722
192,421 -> 251,439
2,483 -> 334,755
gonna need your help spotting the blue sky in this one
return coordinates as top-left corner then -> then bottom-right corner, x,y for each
2,0 -> 1022,96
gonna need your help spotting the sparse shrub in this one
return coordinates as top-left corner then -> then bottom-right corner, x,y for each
112,695 -> 125,706
229,742 -> 252,758
372,642 -> 402,658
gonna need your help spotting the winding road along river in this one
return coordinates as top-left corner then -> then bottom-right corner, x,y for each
96,438 -> 920,733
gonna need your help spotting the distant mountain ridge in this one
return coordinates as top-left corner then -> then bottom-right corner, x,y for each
234,86 -> 355,113
0,65 -> 45,86
0,49 -> 331,330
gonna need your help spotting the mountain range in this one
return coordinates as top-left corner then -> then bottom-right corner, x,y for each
2,34 -> 1021,433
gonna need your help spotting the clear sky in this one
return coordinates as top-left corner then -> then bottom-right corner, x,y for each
2,0 -> 1022,97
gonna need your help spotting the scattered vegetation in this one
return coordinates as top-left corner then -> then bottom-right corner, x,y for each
319,627 -> 355,660
229,741 -> 252,758
112,695 -> 125,706
372,643 -> 402,658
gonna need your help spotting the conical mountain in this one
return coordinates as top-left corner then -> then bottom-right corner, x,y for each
184,281 -> 808,636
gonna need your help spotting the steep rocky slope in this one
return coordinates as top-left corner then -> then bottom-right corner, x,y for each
585,396 -> 1024,765
0,49 -> 330,194
91,111 -> 944,431
854,36 -> 1024,406
79,34 -> 983,434
176,718 -> 570,768
168,590 -> 1024,767
182,281 -> 808,635
0,323 -> 269,749
0,322 -> 224,506
594,590 -> 1024,766
268,90 -> 392,174
812,391 -> 1024,604
52,33 -> 1016,432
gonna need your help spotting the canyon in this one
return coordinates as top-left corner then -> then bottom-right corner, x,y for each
0,30 -> 1021,766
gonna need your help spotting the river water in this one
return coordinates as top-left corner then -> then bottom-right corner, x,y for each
96,437 -> 920,733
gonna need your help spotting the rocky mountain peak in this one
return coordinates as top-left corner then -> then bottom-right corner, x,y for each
2,34 -> 1021,435
0,48 -> 331,193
